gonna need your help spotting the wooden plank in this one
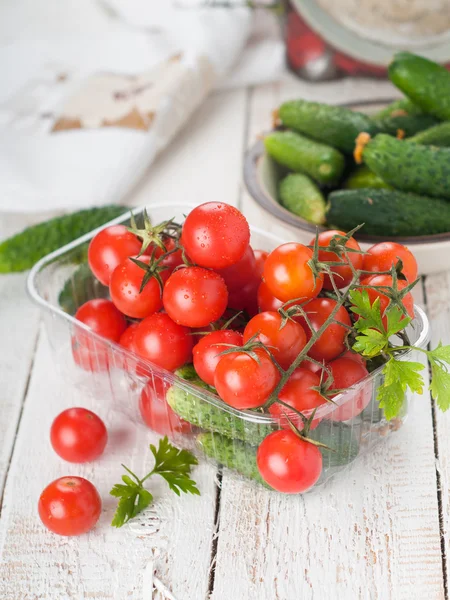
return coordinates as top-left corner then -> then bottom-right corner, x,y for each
424,271 -> 450,592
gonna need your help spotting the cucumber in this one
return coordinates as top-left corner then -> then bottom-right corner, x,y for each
409,122 -> 450,146
58,263 -> 109,315
309,421 -> 360,468
279,100 -> 378,154
196,432 -> 268,487
343,165 -> 391,190
361,133 -> 450,199
372,98 -> 424,119
373,112 -> 438,138
389,52 -> 450,121
327,188 -> 450,236
264,131 -> 345,186
168,366 -> 274,445
278,173 -> 326,224
0,205 -> 128,273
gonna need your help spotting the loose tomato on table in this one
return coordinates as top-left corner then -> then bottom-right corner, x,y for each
327,357 -> 371,421
296,298 -> 352,362
181,202 -> 250,269
163,266 -> 228,328
310,230 -> 363,290
263,243 -> 323,303
359,274 -> 414,328
50,408 -> 107,463
88,225 -> 141,286
362,241 -> 418,283
110,255 -> 167,319
38,477 -> 101,536
193,330 -> 244,386
133,313 -> 193,372
214,348 -> 280,409
243,311 -> 307,370
257,430 -> 322,493
139,380 -> 191,435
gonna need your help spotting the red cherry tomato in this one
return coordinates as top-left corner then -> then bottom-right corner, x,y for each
193,330 -> 243,386
72,338 -> 109,372
214,348 -> 280,409
227,277 -> 260,318
163,266 -> 228,328
139,380 -> 191,435
310,230 -> 363,290
243,311 -> 307,370
144,237 -> 183,273
359,275 -> 414,328
257,430 -> 322,493
340,349 -> 366,367
181,202 -> 250,269
216,245 -> 256,292
119,323 -> 139,351
263,243 -> 323,303
257,281 -> 283,312
110,255 -> 167,319
269,368 -> 326,429
363,242 -> 418,283
134,313 -> 192,371
75,299 -> 127,342
50,408 -> 107,463
38,477 -> 101,536
297,298 -> 352,362
88,225 -> 141,286
253,249 -> 269,279
327,357 -> 371,421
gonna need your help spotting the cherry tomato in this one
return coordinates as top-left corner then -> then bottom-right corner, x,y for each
257,281 -> 283,312
75,299 -> 127,342
301,360 -> 324,375
119,323 -> 139,351
181,202 -> 250,269
88,225 -> 141,286
253,249 -> 269,279
216,245 -> 256,292
110,255 -> 167,319
134,313 -> 192,371
327,357 -> 371,421
269,368 -> 326,429
359,274 -> 414,328
363,241 -> 418,283
257,430 -> 322,493
340,349 -> 366,367
38,476 -> 101,536
243,311 -> 307,370
72,337 -> 109,372
139,380 -> 191,435
163,267 -> 228,328
227,277 -> 260,317
263,243 -> 323,303
310,230 -> 363,290
193,330 -> 243,386
144,237 -> 183,273
50,408 -> 107,463
214,348 -> 280,409
297,298 -> 352,362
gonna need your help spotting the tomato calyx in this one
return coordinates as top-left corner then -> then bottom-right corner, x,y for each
128,210 -> 181,256
129,248 -> 172,293
281,408 -> 333,451
217,333 -> 278,367
360,266 -> 418,319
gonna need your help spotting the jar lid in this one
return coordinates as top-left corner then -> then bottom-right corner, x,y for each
292,0 -> 450,66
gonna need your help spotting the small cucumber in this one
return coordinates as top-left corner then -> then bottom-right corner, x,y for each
58,263 -> 109,315
278,173 -> 326,224
196,432 -> 268,487
389,52 -> 450,120
264,131 -> 345,186
373,98 -> 424,120
408,122 -> 450,146
279,100 -> 378,154
361,133 -> 450,199
373,113 -> 438,138
327,188 -> 450,236
309,421 -> 359,468
0,205 -> 128,273
343,165 -> 391,190
167,366 -> 274,445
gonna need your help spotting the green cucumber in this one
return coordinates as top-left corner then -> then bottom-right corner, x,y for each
168,366 -> 274,445
279,100 -> 378,154
343,165 -> 391,190
408,122 -> 450,146
278,173 -> 326,224
58,263 -> 109,315
0,205 -> 128,273
389,52 -> 450,121
196,432 -> 268,487
309,421 -> 359,468
264,131 -> 345,186
361,133 -> 450,199
373,113 -> 438,138
373,98 -> 424,119
327,188 -> 450,236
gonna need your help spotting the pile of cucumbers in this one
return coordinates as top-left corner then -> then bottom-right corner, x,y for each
264,52 -> 450,238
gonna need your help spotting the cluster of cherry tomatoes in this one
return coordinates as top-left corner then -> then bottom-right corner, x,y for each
70,202 -> 418,495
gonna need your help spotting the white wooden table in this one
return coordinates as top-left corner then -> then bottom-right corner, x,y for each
1,80 -> 449,600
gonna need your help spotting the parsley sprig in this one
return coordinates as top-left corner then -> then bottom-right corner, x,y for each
110,436 -> 200,528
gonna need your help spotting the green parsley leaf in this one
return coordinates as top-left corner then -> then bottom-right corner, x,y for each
377,357 -> 425,420
385,305 -> 411,337
353,328 -> 387,357
428,342 -> 450,365
429,364 -> 450,412
349,289 -> 384,333
110,483 -> 153,528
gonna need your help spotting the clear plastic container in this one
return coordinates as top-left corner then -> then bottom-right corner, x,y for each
27,204 -> 430,491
